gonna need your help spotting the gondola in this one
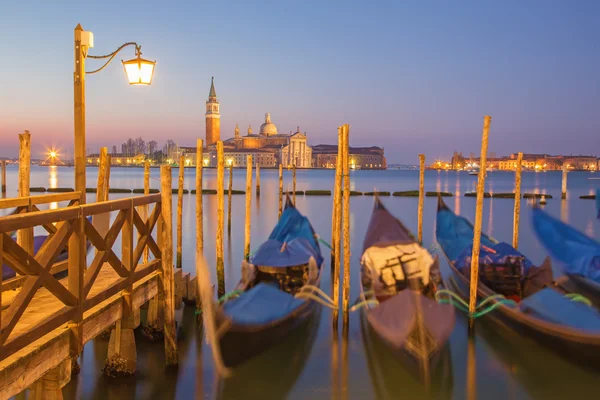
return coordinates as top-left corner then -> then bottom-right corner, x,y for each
359,197 -> 455,383
435,197 -> 600,369
216,309 -> 320,399
531,205 -> 600,306
213,196 -> 323,368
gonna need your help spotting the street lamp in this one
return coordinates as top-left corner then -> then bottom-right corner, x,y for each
73,24 -> 155,202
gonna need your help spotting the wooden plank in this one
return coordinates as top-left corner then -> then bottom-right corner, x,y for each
84,278 -> 127,310
30,192 -> 82,206
80,197 -> 134,217
131,193 -> 161,207
0,197 -> 29,210
0,207 -> 79,234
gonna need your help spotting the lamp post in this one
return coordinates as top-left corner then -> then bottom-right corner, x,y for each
74,24 -> 155,202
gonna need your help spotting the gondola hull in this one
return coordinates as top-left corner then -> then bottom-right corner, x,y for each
217,291 -> 320,368
445,257 -> 600,370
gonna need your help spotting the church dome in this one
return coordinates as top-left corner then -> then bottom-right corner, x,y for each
259,113 -> 278,136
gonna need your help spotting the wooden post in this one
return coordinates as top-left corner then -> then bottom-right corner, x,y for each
17,131 -> 33,255
255,162 -> 260,197
331,126 -> 343,327
245,155 -> 253,260
468,116 -> 491,334
177,156 -> 184,268
1,160 -> 6,195
143,160 -> 150,263
29,358 -> 71,400
561,164 -> 568,199
278,164 -> 283,219
342,124 -> 351,322
104,155 -> 111,200
227,162 -> 233,232
195,139 -> 203,312
216,142 -> 225,297
94,148 -> 109,243
417,154 -> 425,244
292,164 -> 297,205
74,24 -> 87,203
512,152 -> 523,249
160,166 -> 178,365
68,191 -> 85,367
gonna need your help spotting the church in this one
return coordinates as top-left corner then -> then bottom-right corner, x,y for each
203,78 -> 312,168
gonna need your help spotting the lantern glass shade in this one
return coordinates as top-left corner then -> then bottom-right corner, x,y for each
122,56 -> 156,85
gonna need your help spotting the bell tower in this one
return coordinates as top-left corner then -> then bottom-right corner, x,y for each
205,77 -> 220,146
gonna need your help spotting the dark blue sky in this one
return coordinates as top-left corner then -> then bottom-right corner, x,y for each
0,0 -> 598,162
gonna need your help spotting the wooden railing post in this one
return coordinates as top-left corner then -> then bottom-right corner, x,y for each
159,165 -> 178,365
17,131 -> 33,256
105,198 -> 137,376
68,192 -> 85,367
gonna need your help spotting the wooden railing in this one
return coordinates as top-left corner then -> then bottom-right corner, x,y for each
0,193 -> 163,361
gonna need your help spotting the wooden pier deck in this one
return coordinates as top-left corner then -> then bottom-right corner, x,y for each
0,184 -> 187,399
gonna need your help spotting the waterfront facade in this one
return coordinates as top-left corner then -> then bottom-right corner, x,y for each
86,153 -> 145,166
311,145 -> 387,169
446,151 -> 599,171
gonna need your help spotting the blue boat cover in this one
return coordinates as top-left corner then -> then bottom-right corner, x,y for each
454,242 -> 534,273
531,207 -> 600,284
3,235 -> 69,280
222,283 -> 306,325
520,287 -> 600,332
250,204 -> 323,267
436,207 -> 496,262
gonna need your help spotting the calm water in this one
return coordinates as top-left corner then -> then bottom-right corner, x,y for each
3,165 -> 600,399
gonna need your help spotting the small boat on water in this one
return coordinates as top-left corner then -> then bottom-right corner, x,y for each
531,205 -> 600,306
358,197 -> 455,382
435,197 -> 600,369
213,197 -> 324,368
468,171 -> 478,176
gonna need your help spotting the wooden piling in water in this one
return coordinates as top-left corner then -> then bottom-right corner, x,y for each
104,156 -> 111,199
468,116 -> 491,333
177,155 -> 185,268
245,155 -> 252,260
256,162 -> 260,197
1,160 -> 6,195
29,358 -> 71,400
512,152 -> 523,249
417,154 -> 425,244
293,164 -> 297,205
342,124 -> 351,322
227,162 -> 233,232
216,141 -> 225,297
143,160 -> 150,263
195,139 -> 204,311
159,165 -> 178,365
94,148 -> 109,242
17,131 -> 33,255
331,126 -> 343,327
561,164 -> 568,199
278,164 -> 283,219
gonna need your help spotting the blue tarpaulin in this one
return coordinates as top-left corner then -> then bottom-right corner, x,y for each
454,242 -> 534,273
250,203 -> 323,267
222,283 -> 306,325
531,207 -> 600,284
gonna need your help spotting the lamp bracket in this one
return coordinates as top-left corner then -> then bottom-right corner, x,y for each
86,42 -> 140,75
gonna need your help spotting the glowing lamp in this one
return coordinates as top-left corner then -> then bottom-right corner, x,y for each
122,51 -> 156,85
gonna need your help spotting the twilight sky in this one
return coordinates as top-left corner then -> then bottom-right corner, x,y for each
0,0 -> 598,163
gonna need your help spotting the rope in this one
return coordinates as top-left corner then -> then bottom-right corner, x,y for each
349,299 -> 379,312
295,284 -> 338,309
565,293 -> 593,306
435,289 -> 517,318
315,234 -> 333,250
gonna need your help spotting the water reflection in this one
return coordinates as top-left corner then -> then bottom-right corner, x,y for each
49,166 -> 59,210
561,199 -> 568,223
454,177 -> 461,216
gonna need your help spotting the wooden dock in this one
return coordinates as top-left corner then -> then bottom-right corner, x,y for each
0,184 -> 193,399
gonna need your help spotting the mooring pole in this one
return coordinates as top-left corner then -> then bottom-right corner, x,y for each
195,139 -> 204,313
561,164 -> 568,199
216,141 -> 225,297
331,127 -> 343,328
245,155 -> 252,260
417,154 -> 425,244
256,162 -> 260,197
17,131 -> 33,255
292,163 -> 297,205
159,165 -> 178,365
1,160 -> 6,195
227,162 -> 233,232
468,116 -> 491,334
278,164 -> 283,219
176,155 -> 185,268
143,160 -> 150,263
342,124 -> 351,326
512,152 -> 523,249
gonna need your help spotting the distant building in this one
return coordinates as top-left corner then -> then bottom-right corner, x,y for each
311,145 -> 386,169
563,155 -> 598,171
86,153 -> 145,166
205,77 -> 220,146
